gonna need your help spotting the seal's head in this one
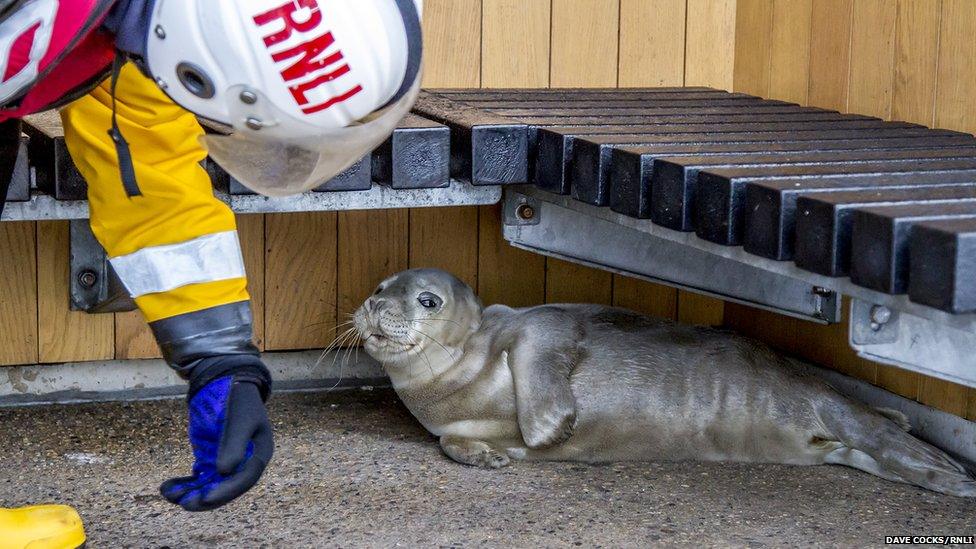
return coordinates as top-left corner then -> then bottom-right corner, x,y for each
354,269 -> 483,365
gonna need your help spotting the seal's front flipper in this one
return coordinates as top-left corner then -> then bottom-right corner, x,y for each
821,401 -> 976,497
440,436 -> 511,468
507,310 -> 582,449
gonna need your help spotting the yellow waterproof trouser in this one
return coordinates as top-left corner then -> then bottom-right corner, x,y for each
61,64 -> 256,368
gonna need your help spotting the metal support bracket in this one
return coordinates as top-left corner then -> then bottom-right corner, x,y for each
503,188 -> 840,323
849,298 -> 976,388
69,220 -> 136,314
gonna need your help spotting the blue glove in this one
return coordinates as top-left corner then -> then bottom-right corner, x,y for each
161,357 -> 274,512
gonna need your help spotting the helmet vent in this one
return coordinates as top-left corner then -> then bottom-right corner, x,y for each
176,62 -> 215,99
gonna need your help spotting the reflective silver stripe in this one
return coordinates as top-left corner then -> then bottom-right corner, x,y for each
109,231 -> 246,298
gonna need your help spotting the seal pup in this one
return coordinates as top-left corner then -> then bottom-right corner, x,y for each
353,268 -> 976,497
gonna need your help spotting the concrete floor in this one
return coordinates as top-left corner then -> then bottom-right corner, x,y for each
1,389 -> 974,548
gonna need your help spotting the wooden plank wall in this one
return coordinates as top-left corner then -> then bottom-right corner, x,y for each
0,0 -> 973,421
727,0 -> 976,421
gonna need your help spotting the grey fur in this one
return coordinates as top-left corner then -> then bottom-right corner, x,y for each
353,269 -> 976,497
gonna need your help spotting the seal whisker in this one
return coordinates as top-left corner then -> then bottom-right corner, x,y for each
407,326 -> 456,361
318,327 -> 358,371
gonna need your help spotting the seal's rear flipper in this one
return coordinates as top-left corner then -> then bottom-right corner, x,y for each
820,401 -> 976,497
874,407 -> 911,432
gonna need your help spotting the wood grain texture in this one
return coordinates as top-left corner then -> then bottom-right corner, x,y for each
265,213 -> 338,350
677,292 -> 725,327
612,276 -> 677,320
935,0 -> 976,134
477,0 -> 548,308
875,365 -> 921,400
724,304 -> 797,351
918,377 -> 970,418
0,222 -> 37,366
337,210 -> 409,319
421,0 -> 482,88
237,214 -> 266,351
768,0 -> 813,104
481,0 -> 550,88
545,258 -> 613,305
848,0 -> 897,119
408,207 -> 480,289
550,0 -> 620,87
477,204 -> 545,307
619,0 -> 687,87
686,0 -> 737,89
808,0 -> 854,111
891,0 -> 942,125
35,221 -> 113,363
732,0 -> 773,97
114,311 -> 160,360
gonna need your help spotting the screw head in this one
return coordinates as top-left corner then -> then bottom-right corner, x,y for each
516,203 -> 536,221
78,270 -> 97,289
154,25 -> 166,39
239,90 -> 258,104
245,117 -> 263,131
870,305 -> 892,326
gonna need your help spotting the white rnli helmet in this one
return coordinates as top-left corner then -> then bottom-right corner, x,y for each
145,0 -> 423,196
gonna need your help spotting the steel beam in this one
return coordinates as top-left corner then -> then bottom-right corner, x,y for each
68,219 -> 136,313
503,188 -> 840,323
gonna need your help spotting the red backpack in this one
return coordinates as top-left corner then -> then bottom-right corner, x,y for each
0,0 -> 117,121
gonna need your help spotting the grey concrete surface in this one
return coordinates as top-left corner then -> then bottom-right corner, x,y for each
1,388 -> 974,548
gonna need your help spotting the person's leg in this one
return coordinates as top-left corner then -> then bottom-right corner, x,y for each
61,63 -> 254,365
60,63 -> 273,512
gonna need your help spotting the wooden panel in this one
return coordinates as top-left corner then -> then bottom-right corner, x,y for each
935,0 -> 976,133
685,0 -> 737,89
35,221 -> 113,363
550,0 -> 620,87
725,303 -> 797,351
682,0 -> 737,326
481,0 -> 550,88
545,259 -> 612,305
114,311 -> 159,360
768,0 -> 813,104
420,0 -> 482,87
808,0 -> 854,111
408,207 -> 480,289
547,0 -> 618,303
732,0 -> 773,97
612,276 -> 677,320
847,0 -> 897,119
875,365 -> 921,400
677,293 -> 725,327
237,214 -> 265,351
0,222 -> 37,366
337,210 -> 408,318
918,377 -> 970,418
619,0 -> 687,87
477,204 -> 545,307
265,212 -> 338,350
478,0 -> 548,308
891,0 -> 942,125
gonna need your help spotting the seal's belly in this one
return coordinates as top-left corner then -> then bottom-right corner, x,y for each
528,353 -> 829,465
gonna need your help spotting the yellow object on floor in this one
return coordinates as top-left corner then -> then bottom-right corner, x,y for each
0,505 -> 86,549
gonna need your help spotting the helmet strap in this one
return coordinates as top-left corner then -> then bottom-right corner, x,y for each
107,51 -> 141,197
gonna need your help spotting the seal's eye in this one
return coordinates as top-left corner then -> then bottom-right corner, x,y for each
417,292 -> 442,309
373,285 -> 384,295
